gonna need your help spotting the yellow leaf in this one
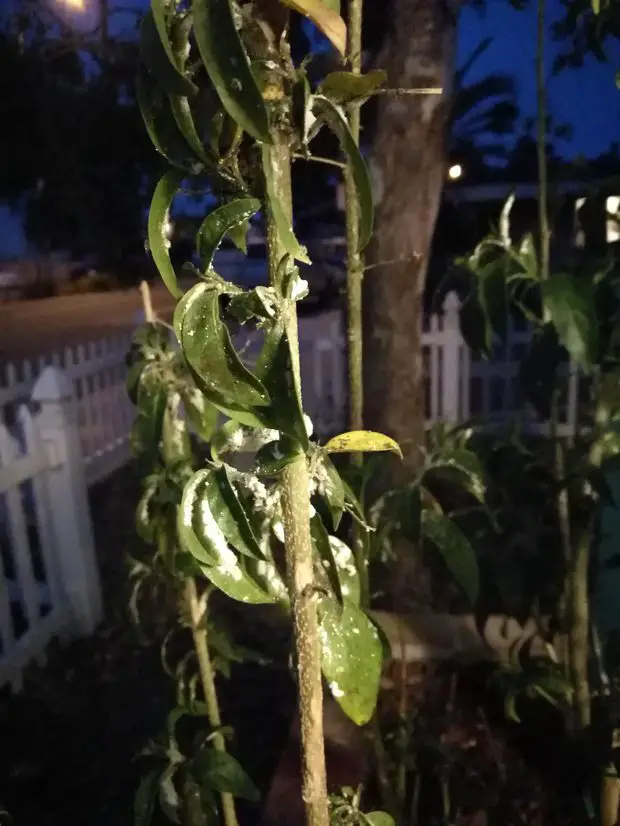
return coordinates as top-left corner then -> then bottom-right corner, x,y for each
324,430 -> 402,458
278,0 -> 346,56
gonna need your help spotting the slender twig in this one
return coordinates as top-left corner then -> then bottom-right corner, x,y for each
140,280 -> 155,324
364,254 -> 422,273
293,153 -> 346,170
344,0 -> 368,608
372,87 -> 443,96
185,580 -> 239,826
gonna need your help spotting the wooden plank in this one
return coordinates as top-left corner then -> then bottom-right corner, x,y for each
0,422 -> 40,634
18,405 -> 63,613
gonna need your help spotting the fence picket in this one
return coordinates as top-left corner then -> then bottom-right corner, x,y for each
0,420 -> 40,634
18,404 -> 62,613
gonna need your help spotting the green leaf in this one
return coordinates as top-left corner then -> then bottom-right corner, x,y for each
177,282 -> 270,409
541,273 -> 598,367
131,368 -> 167,462
182,387 -> 219,442
169,95 -> 213,166
324,430 -> 402,458
196,198 -> 261,271
137,65 -> 199,171
178,471 -> 223,565
262,145 -> 310,264
179,467 -> 264,561
148,170 -> 184,299
141,6 -> 197,98
136,481 -> 160,544
420,510 -> 479,605
479,262 -> 508,349
329,536 -> 360,605
158,765 -> 181,823
210,421 -> 278,463
193,0 -> 271,143
364,813 -> 396,826
318,597 -> 383,725
181,774 -> 210,826
193,748 -> 259,802
253,436 -> 302,476
318,69 -> 387,104
162,391 -> 193,466
278,0 -> 346,55
228,287 -> 277,324
255,323 -> 309,449
425,448 -> 486,501
311,514 -> 342,603
134,769 -> 160,826
312,96 -> 373,250
315,454 -> 345,530
518,322 -> 564,419
205,465 -> 265,558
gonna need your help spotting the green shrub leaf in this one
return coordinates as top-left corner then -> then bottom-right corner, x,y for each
541,272 -> 598,367
313,95 -> 373,250
197,198 -> 261,271
318,596 -> 382,725
193,0 -> 271,143
148,170 -> 184,298
178,282 -> 270,409
318,69 -> 387,104
420,509 -> 479,605
141,5 -> 197,97
193,748 -> 260,801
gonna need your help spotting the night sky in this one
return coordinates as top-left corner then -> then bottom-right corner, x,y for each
1,0 -> 619,258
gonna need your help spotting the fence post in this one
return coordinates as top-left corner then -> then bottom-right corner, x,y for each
441,291 -> 462,424
32,366 -> 102,636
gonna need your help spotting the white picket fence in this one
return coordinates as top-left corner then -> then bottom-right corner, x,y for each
0,291 -> 585,691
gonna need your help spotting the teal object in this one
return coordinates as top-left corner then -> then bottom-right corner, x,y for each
594,452 -> 620,634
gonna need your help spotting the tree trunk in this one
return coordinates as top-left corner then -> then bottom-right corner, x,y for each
364,0 -> 457,472
363,0 -> 458,606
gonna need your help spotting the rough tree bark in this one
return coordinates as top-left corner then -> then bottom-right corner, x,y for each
363,0 -> 458,606
364,0 -> 457,472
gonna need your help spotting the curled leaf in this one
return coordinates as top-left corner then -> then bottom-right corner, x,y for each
138,65 -> 199,170
177,282 -> 270,409
278,0 -> 346,56
141,5 -> 197,97
324,430 -> 402,458
318,69 -> 387,104
197,198 -> 261,270
193,0 -> 271,143
312,95 -> 373,249
148,170 -> 184,298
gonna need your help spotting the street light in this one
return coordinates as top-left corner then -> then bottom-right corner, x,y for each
448,164 -> 463,181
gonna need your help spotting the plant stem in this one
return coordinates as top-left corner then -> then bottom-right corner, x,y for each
140,279 -> 155,324
568,528 -> 591,728
265,133 -> 330,826
345,0 -> 368,608
185,578 -> 239,826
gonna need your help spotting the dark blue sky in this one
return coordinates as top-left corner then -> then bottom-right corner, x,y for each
1,0 -> 619,258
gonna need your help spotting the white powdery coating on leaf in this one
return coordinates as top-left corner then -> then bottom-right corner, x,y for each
291,277 -> 309,301
303,415 -> 313,437
199,499 -> 241,579
272,520 -> 285,544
